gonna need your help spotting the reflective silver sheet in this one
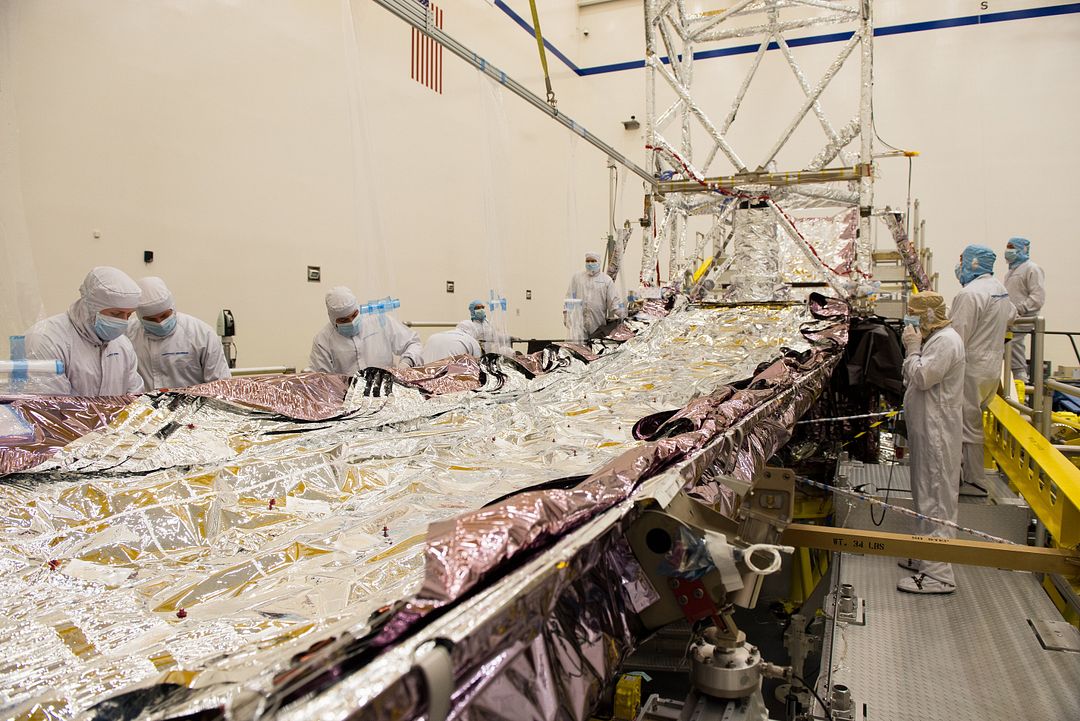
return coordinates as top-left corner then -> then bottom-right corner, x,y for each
0,302 -> 833,720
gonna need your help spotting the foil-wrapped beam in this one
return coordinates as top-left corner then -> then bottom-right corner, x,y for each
882,209 -> 932,291
725,203 -> 788,302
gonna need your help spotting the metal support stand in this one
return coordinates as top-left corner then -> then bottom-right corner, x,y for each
643,0 -> 875,291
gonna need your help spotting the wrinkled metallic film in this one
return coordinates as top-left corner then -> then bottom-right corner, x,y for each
182,372 -> 353,421
0,301 -> 845,720
726,205 -> 788,302
263,298 -> 848,721
779,208 -> 858,284
0,395 -> 134,475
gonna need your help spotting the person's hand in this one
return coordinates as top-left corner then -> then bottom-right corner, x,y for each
902,325 -> 922,355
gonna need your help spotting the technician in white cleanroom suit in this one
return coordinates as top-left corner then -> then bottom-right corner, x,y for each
24,267 -> 144,396
465,299 -> 511,355
899,292 -> 965,594
421,321 -> 482,365
309,286 -> 423,374
563,251 -> 626,339
951,244 -> 1017,493
1003,237 -> 1045,382
126,277 -> 231,390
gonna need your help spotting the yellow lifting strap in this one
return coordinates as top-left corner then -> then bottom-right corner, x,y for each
528,0 -> 558,112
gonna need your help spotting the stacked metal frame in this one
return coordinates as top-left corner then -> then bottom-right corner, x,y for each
644,0 -> 875,297
0,296 -> 847,721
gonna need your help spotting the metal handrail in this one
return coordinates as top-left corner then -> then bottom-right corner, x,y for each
1048,378 -> 1080,400
1003,396 -> 1033,417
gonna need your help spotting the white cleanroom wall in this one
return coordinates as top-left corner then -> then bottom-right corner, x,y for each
3,1 -> 1078,368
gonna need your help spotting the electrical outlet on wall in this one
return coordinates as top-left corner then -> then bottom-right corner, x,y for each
446,281 -> 455,293
307,266 -> 321,282
526,290 -> 532,300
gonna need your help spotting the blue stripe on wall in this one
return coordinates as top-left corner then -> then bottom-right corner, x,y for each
494,0 -> 581,74
495,2 -> 1080,78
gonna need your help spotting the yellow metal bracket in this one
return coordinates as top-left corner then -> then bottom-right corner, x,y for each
985,396 -> 1080,548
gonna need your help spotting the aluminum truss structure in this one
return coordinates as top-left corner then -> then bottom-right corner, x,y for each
643,0 -> 875,295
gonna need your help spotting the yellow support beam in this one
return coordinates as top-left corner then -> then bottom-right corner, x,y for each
984,396 -> 1080,548
781,524 -> 1080,577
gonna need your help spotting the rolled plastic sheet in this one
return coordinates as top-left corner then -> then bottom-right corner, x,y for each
725,204 -> 787,302
778,207 -> 858,284
0,300 -> 840,720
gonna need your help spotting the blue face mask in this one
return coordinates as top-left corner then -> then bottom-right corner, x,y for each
94,313 -> 130,342
336,316 -> 362,338
902,314 -> 921,329
470,307 -> 486,322
141,314 -> 177,337
1004,249 -> 1018,263
585,261 -> 601,274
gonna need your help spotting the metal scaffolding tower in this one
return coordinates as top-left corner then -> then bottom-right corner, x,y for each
642,0 -> 875,297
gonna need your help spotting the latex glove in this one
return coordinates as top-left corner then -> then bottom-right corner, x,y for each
902,325 -> 922,355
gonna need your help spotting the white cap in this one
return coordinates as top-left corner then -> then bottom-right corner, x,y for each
80,267 -> 141,313
585,251 -> 600,262
136,277 -> 175,317
325,286 -> 358,321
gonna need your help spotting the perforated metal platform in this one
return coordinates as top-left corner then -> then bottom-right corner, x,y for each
844,462 -> 1019,503
819,493 -> 1080,721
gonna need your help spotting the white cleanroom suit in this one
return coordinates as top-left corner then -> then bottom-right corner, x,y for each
1003,237 -> 1045,382
421,321 -> 482,365
25,267 -> 144,396
127,277 -> 231,390
309,286 -> 422,374
564,252 -> 626,339
951,246 -> 1016,490
900,292 -> 965,592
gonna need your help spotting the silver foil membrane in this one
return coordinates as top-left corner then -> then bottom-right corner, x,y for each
264,295 -> 849,721
778,208 -> 859,285
0,299 -> 845,720
725,205 -> 788,302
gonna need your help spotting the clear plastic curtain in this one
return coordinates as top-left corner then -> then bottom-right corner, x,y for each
0,8 -> 44,365
606,163 -> 629,318
564,135 -> 586,342
476,75 -> 512,354
340,0 -> 397,363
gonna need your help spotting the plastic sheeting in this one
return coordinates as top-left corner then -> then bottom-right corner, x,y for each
0,300 -> 840,720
